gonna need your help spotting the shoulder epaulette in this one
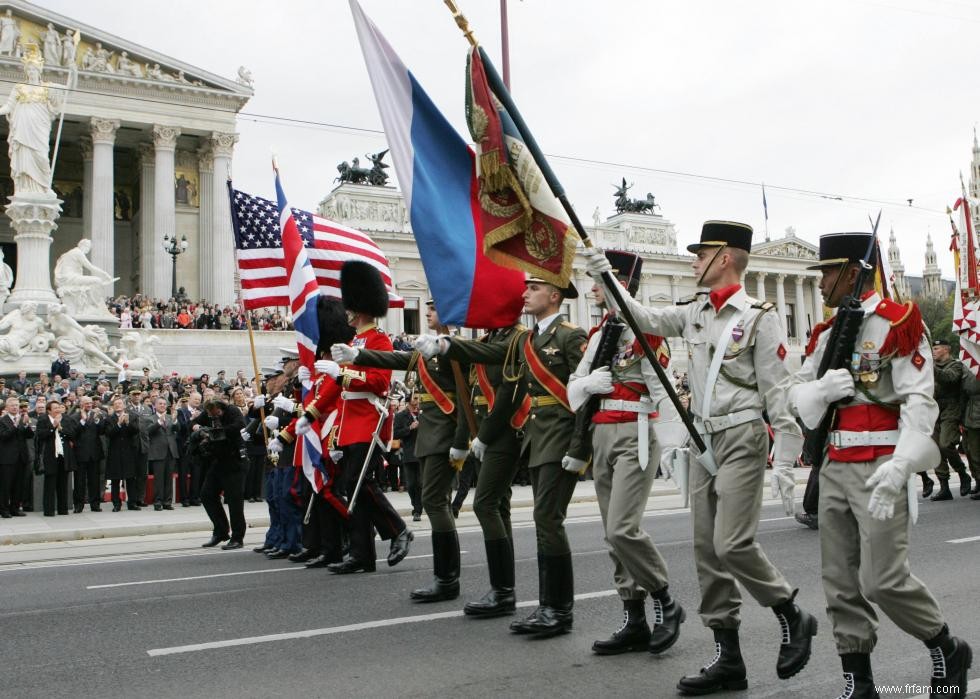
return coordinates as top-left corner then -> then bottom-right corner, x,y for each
877,299 -> 924,357
560,321 -> 578,330
752,301 -> 775,311
676,292 -> 707,306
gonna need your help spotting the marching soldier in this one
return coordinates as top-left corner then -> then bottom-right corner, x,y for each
585,221 -> 815,695
568,250 -> 688,656
783,232 -> 972,698
327,261 -> 413,574
417,276 -> 589,638
333,299 -> 469,601
928,338 -> 973,500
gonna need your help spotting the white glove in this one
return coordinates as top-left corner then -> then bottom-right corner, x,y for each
267,438 -> 283,455
252,394 -> 265,409
295,416 -> 311,435
329,449 -> 344,463
240,428 -> 251,442
866,459 -> 908,521
561,455 -> 588,474
449,447 -> 469,462
582,246 -> 613,277
789,368 -> 855,430
569,367 -> 614,411
770,462 -> 796,516
314,359 -> 340,378
471,437 -> 487,461
297,366 -> 311,384
414,334 -> 449,360
263,415 -> 279,430
273,395 -> 295,413
331,343 -> 359,364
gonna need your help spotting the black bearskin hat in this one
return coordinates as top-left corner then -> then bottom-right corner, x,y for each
316,296 -> 355,356
340,261 -> 389,319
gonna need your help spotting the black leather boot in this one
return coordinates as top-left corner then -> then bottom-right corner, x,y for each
925,624 -> 973,697
836,653 -> 878,699
510,554 -> 546,634
773,589 -> 818,679
794,512 -> 819,530
918,471 -> 934,498
464,538 -> 516,617
410,530 -> 460,602
522,553 -> 573,639
649,590 -> 686,654
677,628 -> 747,695
592,598 -> 650,655
957,469 -> 973,496
931,478 -> 953,501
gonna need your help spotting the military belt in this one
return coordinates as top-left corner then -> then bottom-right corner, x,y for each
419,392 -> 455,404
693,408 -> 762,435
829,430 -> 899,448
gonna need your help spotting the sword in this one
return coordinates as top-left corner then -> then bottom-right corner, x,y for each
302,487 -> 316,525
346,395 -> 390,515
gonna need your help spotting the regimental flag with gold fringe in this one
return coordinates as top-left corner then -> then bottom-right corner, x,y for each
951,176 -> 980,376
465,46 -> 578,288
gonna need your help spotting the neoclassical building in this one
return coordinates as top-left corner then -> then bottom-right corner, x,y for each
0,0 -> 251,305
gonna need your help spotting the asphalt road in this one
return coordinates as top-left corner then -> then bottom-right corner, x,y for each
2,494 -> 979,699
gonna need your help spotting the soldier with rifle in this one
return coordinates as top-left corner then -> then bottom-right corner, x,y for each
333,299 -> 469,601
568,250 -> 688,657
585,221 -> 815,696
783,231 -> 972,698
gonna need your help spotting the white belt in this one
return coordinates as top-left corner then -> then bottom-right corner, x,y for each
693,408 -> 762,435
341,391 -> 386,414
598,397 -> 654,471
829,430 -> 899,448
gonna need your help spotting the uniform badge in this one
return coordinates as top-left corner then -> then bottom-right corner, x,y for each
911,350 -> 926,371
543,347 -> 560,356
776,344 -> 787,361
353,338 -> 366,348
862,340 -> 875,350
852,350 -> 881,385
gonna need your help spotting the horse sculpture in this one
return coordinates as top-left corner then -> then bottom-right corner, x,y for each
613,178 -> 660,215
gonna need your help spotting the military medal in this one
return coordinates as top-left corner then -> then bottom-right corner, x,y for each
729,324 -> 744,353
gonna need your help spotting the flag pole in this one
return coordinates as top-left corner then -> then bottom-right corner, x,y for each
227,178 -> 269,446
442,0 -> 707,455
49,30 -> 80,185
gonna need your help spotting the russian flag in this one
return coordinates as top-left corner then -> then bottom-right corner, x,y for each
350,0 -> 525,329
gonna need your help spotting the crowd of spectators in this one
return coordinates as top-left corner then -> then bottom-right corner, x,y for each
107,294 -> 292,332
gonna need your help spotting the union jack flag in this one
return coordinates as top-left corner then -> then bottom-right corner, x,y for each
229,184 -> 403,310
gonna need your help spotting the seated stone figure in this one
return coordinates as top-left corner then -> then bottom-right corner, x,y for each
53,239 -> 115,318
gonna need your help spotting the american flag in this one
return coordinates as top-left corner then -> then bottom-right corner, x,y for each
229,185 -> 403,310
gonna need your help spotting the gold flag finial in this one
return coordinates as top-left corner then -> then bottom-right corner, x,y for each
443,0 -> 478,47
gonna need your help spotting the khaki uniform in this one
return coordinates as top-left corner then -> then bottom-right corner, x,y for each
618,287 -> 802,628
568,317 -> 687,601
446,316 -> 588,555
933,357 -> 965,480
786,293 -> 945,653
354,349 -> 469,532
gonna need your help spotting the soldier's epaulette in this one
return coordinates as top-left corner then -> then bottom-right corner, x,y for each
560,321 -> 577,330
676,292 -> 708,306
751,301 -> 775,311
877,299 -> 924,357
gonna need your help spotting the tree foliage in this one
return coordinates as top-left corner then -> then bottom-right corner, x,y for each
915,293 -> 955,352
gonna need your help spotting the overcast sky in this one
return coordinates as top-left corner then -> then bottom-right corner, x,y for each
39,0 -> 980,278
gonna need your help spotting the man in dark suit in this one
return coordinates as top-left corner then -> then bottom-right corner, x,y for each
66,395 -> 106,512
393,395 -> 422,520
143,397 -> 180,510
176,392 -> 203,506
192,399 -> 247,549
51,352 -> 70,381
0,396 -> 29,517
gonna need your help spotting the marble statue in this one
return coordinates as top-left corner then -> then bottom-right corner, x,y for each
41,23 -> 60,66
48,304 -> 120,370
110,331 -> 162,375
0,46 -> 64,197
0,301 -> 52,360
236,65 -> 254,87
61,29 -> 76,67
116,51 -> 143,78
53,239 -> 115,317
0,247 -> 13,307
0,10 -> 19,57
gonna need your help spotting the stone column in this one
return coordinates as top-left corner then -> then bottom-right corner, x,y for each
152,125 -> 180,299
812,278 -> 824,325
79,137 -> 92,235
574,270 -> 590,327
669,274 -> 681,303
6,197 -> 61,306
138,144 -> 155,296
793,275 -> 808,341
755,271 -> 766,301
197,144 -> 213,304
89,118 -> 119,296
775,273 -> 787,334
202,131 -> 238,305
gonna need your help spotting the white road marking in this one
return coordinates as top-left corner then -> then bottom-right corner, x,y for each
759,516 -> 794,523
146,589 -> 618,656
947,535 -> 980,544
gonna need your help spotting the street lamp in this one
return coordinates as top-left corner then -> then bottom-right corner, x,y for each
162,233 -> 188,299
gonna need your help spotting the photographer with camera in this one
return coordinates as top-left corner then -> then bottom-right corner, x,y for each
191,398 -> 247,549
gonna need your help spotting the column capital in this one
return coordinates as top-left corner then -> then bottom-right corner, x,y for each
670,274 -> 682,284
90,117 -> 120,145
794,274 -> 806,285
152,124 -> 182,152
210,131 -> 239,159
78,135 -> 93,161
776,273 -> 787,282
197,145 -> 214,174
138,142 -> 155,168
754,271 -> 766,280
